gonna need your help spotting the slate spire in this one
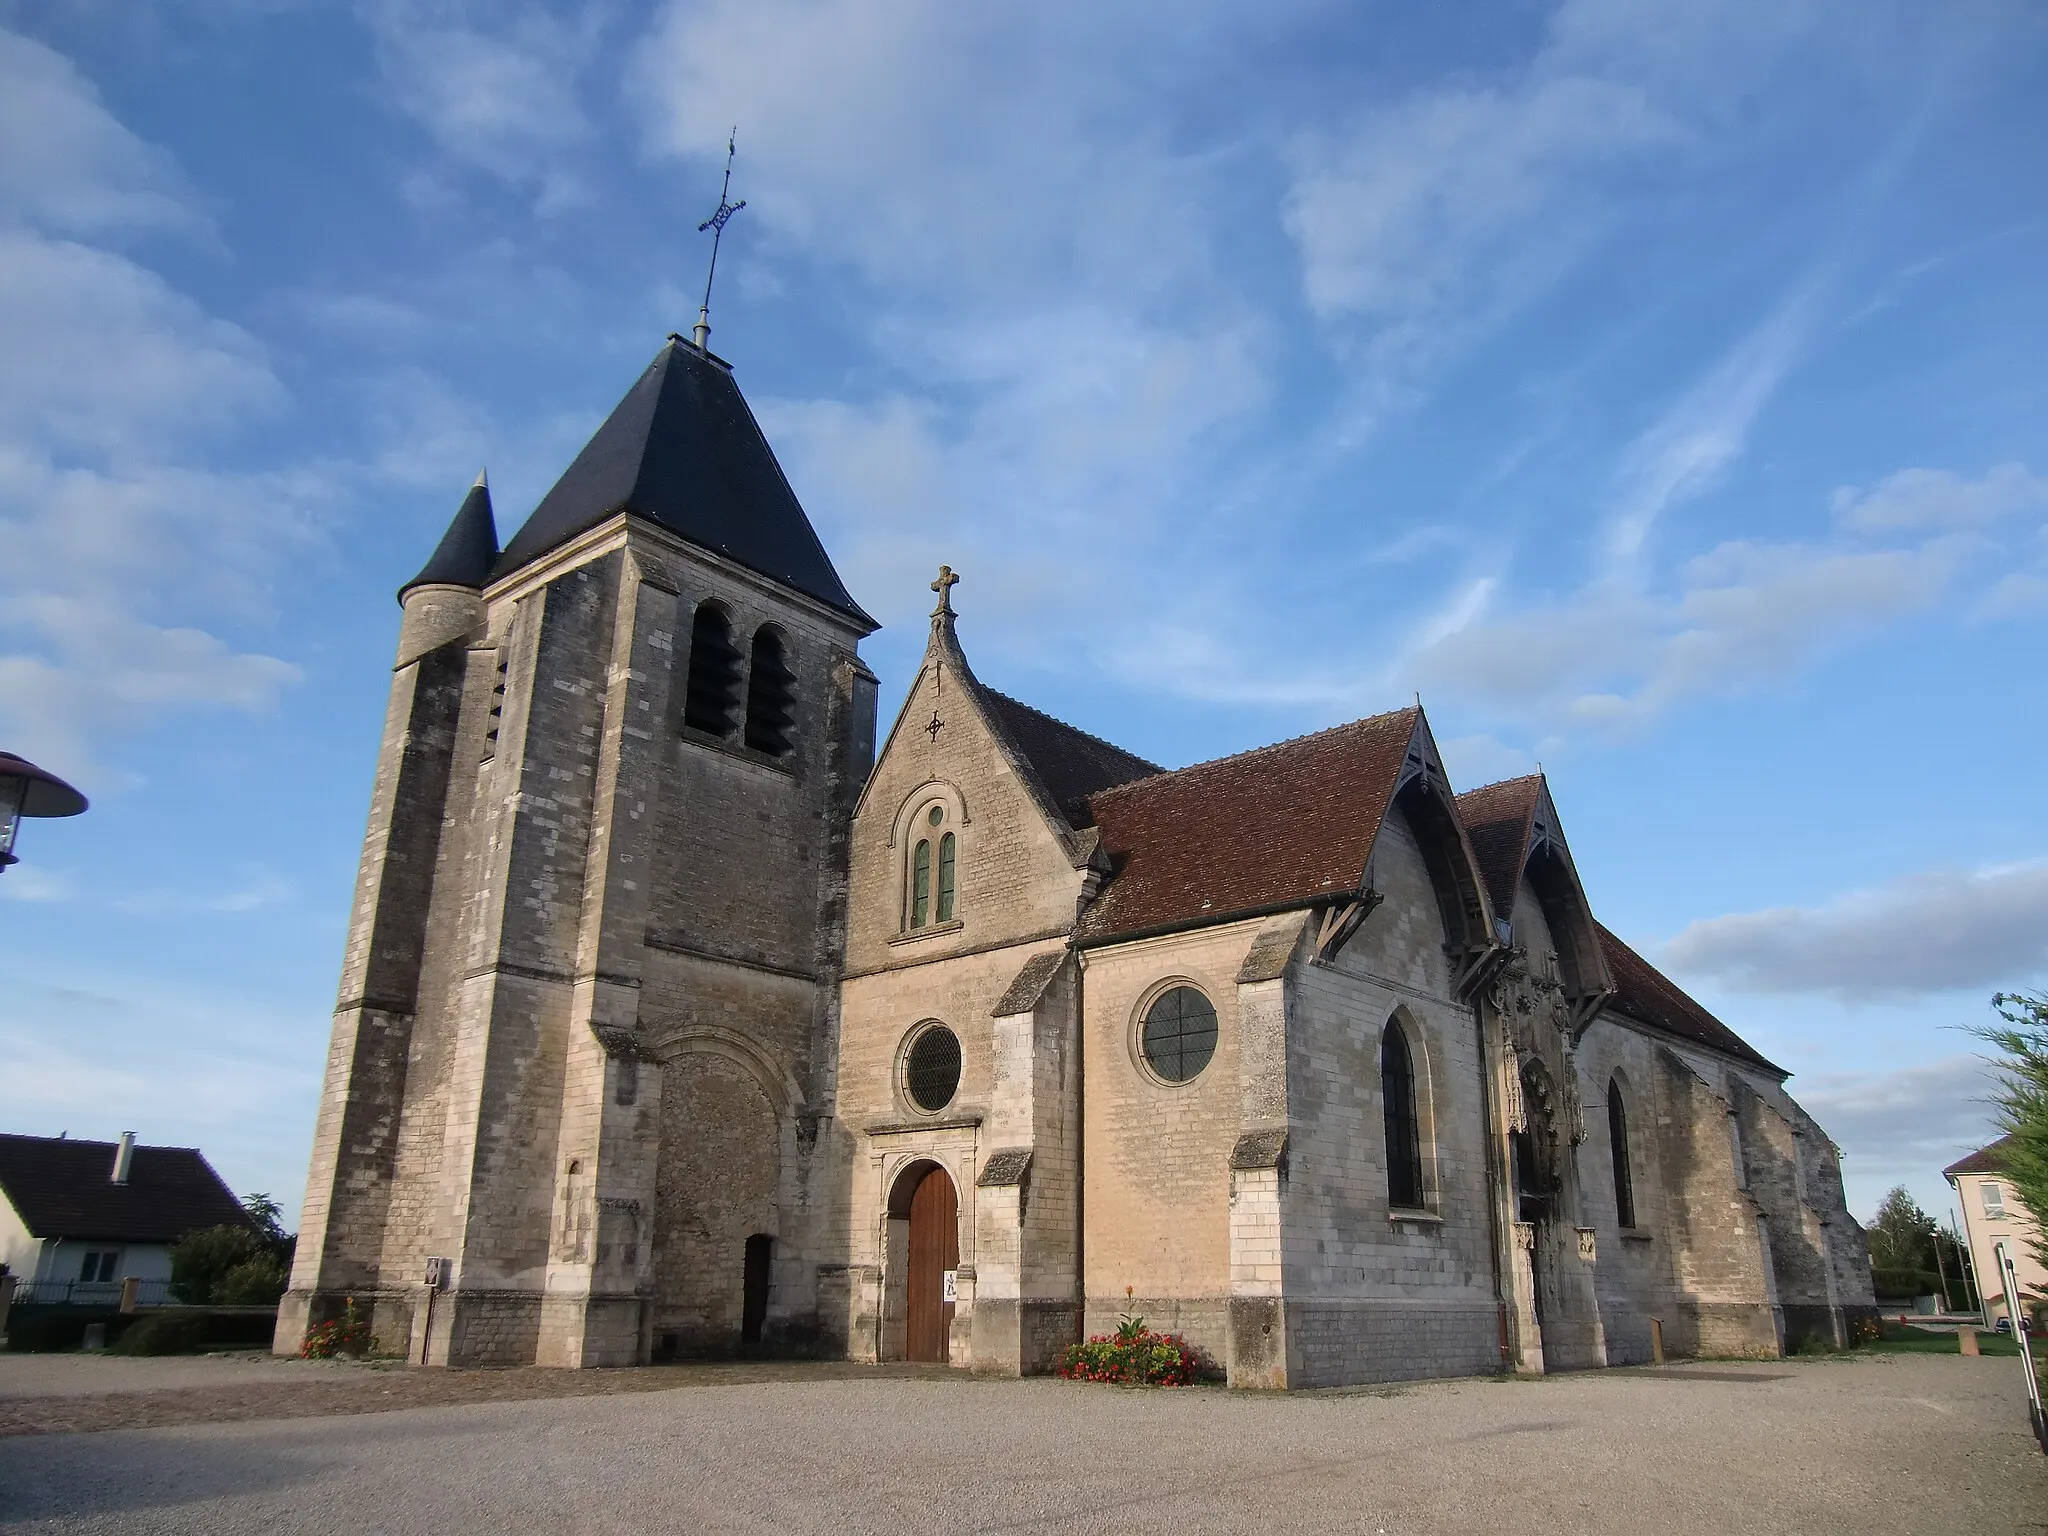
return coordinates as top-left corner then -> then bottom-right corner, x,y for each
400,470 -> 500,602
492,338 -> 873,628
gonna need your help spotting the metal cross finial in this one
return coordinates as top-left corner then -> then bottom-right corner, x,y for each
692,129 -> 747,351
930,564 -> 960,618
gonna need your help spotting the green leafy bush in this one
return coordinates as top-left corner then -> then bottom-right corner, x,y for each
170,1194 -> 294,1307
108,1311 -> 278,1356
1871,1267 -> 1939,1299
1,1307 -> 131,1353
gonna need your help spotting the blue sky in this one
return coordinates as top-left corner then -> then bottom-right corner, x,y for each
2,0 -> 2044,1232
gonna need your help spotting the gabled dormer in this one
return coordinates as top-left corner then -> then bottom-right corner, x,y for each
1456,774 -> 1614,1024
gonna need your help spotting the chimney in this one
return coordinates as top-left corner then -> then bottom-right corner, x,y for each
111,1131 -> 135,1185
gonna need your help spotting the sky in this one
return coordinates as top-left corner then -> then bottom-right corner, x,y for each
1,0 -> 2045,1234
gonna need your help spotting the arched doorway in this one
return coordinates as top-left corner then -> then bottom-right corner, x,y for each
888,1161 -> 958,1363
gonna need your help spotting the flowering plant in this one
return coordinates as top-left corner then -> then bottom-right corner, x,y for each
299,1297 -> 378,1359
1056,1288 -> 1209,1386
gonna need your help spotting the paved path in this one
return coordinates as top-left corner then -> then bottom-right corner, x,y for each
1,1354 -> 2042,1534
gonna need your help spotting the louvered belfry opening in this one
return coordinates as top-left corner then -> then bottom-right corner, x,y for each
743,625 -> 796,755
683,601 -> 743,737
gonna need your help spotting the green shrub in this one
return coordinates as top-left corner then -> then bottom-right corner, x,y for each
109,1313 -> 208,1356
2,1308 -> 132,1353
170,1224 -> 292,1306
106,1311 -> 277,1355
1870,1267 -> 1938,1299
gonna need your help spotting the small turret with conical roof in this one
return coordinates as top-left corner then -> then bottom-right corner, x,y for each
397,471 -> 499,665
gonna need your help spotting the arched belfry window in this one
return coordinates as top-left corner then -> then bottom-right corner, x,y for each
744,626 -> 795,756
1608,1078 -> 1636,1230
683,602 -> 742,738
1381,1020 -> 1424,1210
908,804 -> 957,930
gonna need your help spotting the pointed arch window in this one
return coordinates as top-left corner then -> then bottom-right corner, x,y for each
910,838 -> 932,928
1608,1078 -> 1636,1230
1381,1021 -> 1424,1210
936,832 -> 956,922
744,625 -> 796,756
907,803 -> 959,931
683,602 -> 742,737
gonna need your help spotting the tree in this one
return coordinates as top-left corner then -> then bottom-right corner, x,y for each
1975,991 -> 2048,1280
241,1192 -> 287,1242
169,1192 -> 297,1307
1867,1185 -> 1938,1271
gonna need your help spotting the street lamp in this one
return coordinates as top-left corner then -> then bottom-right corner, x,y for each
0,752 -> 88,874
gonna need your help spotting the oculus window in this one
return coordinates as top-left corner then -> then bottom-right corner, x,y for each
1140,986 -> 1217,1084
904,1025 -> 962,1112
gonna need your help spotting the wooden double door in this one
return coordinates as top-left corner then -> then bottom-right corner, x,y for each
904,1165 -> 958,1363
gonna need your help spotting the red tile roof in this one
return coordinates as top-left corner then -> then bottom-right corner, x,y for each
1596,925 -> 1782,1074
1456,776 -> 1542,918
1077,709 -> 1419,941
979,690 -> 1160,825
1944,1136 -> 2013,1179
0,1134 -> 250,1244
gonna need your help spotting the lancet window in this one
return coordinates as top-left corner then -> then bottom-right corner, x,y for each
1382,1020 -> 1425,1210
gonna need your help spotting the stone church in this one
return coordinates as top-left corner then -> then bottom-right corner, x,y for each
279,333 -> 1875,1386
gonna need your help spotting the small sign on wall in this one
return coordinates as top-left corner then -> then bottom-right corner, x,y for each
1576,1227 -> 1597,1263
942,1269 -> 958,1303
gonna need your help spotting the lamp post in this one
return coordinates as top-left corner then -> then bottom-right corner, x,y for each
0,752 -> 88,874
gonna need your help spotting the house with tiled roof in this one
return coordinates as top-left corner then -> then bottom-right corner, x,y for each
284,334 -> 1872,1381
0,1132 -> 247,1302
1946,1136 -> 2046,1330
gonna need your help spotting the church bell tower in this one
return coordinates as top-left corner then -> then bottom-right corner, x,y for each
280,337 -> 878,1366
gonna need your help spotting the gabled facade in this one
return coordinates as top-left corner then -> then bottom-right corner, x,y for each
0,1132 -> 247,1299
1947,1137 -> 2047,1330
286,333 -> 1873,1380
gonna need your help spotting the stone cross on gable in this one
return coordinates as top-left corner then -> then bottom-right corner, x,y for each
930,564 -> 959,617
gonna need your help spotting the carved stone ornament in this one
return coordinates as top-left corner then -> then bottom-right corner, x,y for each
1498,1015 -> 1527,1134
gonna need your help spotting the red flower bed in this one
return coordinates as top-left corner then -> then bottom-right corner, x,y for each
1057,1297 -> 1209,1385
299,1297 -> 378,1360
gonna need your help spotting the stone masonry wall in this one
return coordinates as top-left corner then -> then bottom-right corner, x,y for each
1280,808 -> 1500,1387
1079,921 -> 1263,1368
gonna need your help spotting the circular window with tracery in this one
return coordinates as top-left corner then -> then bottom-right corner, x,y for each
1139,985 -> 1218,1084
903,1024 -> 962,1112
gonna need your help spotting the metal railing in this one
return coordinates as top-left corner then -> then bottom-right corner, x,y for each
10,1278 -> 177,1308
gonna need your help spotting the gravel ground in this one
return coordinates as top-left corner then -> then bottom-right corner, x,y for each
0,1353 -> 2042,1535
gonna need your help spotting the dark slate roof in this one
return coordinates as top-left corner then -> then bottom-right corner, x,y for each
0,1134 -> 249,1244
1944,1136 -> 2014,1179
493,339 -> 873,627
1078,709 -> 1419,942
399,473 -> 499,601
979,690 -> 1160,827
1596,925 -> 1782,1074
1456,776 -> 1542,918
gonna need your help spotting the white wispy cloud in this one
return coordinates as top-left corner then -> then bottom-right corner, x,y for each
1408,462 -> 2034,734
354,0 -> 607,212
1603,286 -> 1819,570
0,28 -> 206,239
1790,1054 -> 2003,1220
1664,861 -> 2048,1001
1835,462 -> 2048,533
0,28 -> 310,773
